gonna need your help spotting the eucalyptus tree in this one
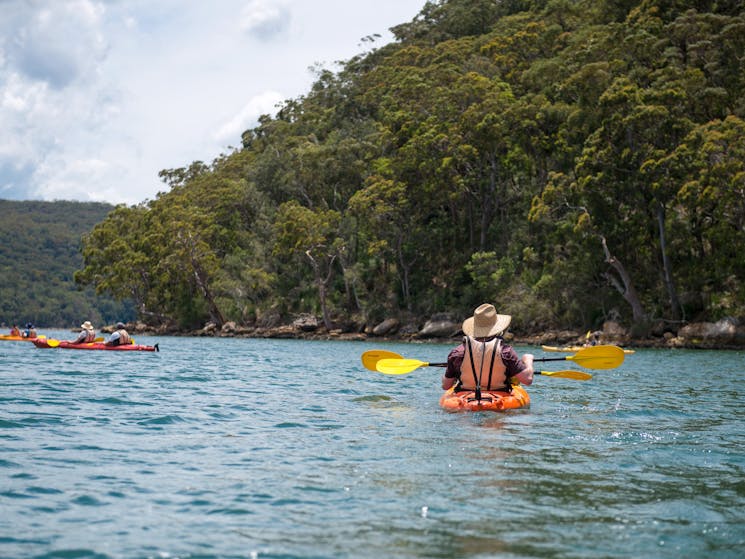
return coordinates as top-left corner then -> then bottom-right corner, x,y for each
667,116 -> 745,318
272,201 -> 344,329
76,204 -> 163,322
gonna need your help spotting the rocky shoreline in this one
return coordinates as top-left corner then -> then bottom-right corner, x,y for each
119,315 -> 745,351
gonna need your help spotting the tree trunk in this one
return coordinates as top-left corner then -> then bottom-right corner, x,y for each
395,232 -> 413,311
656,202 -> 682,320
192,259 -> 225,327
601,236 -> 647,323
179,230 -> 224,326
305,250 -> 335,330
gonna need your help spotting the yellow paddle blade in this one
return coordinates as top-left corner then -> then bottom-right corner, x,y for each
361,349 -> 404,371
538,370 -> 593,381
94,337 -> 104,342
566,345 -> 625,369
47,338 -> 60,347
376,358 -> 429,375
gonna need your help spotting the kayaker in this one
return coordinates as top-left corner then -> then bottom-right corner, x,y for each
105,322 -> 131,346
9,324 -> 21,336
71,321 -> 97,344
590,330 -> 602,346
442,303 -> 534,392
23,323 -> 37,338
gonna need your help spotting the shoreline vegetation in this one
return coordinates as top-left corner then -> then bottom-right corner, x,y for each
84,316 -> 745,351
70,4 -> 745,349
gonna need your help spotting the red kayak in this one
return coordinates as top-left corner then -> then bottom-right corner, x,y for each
32,338 -> 159,352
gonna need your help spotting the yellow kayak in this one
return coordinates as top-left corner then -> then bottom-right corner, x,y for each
541,344 -> 635,354
0,334 -> 44,342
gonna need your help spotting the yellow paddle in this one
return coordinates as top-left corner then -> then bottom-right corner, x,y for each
361,349 -> 405,371
535,370 -> 592,380
534,345 -> 625,369
362,344 -> 623,372
47,336 -> 104,347
374,358 -> 592,380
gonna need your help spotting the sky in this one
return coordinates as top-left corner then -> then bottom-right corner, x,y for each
0,0 -> 426,205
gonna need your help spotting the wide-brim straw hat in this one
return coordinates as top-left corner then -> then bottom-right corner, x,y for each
462,303 -> 511,338
81,321 -> 94,331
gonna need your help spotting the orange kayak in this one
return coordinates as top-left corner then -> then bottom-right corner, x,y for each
440,385 -> 530,412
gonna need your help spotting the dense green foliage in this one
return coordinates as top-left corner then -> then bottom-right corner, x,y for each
77,0 -> 745,334
0,200 -> 135,328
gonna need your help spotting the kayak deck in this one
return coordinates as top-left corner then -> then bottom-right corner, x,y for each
440,385 -> 530,412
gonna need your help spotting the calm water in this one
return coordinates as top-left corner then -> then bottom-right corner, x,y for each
1,331 -> 743,559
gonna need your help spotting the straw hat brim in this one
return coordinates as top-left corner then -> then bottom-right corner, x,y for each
462,313 -> 512,338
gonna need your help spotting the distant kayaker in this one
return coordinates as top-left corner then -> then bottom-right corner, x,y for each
22,323 -> 37,338
442,304 -> 534,392
71,321 -> 97,344
9,324 -> 21,336
584,330 -> 602,347
105,322 -> 131,346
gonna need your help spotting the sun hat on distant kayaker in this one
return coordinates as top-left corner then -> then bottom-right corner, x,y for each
116,322 -> 126,330
462,303 -> 511,338
81,321 -> 94,331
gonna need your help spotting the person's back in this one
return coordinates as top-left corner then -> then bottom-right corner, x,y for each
459,336 -> 509,391
72,321 -> 96,344
106,322 -> 131,346
10,325 -> 20,336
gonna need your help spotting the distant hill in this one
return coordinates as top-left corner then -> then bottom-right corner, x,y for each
0,199 -> 135,329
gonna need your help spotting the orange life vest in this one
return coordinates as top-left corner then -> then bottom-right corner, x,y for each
460,336 -> 508,391
115,329 -> 131,344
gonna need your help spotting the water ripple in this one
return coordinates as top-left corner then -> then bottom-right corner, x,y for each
0,336 -> 742,558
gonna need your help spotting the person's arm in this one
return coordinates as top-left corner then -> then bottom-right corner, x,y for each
105,332 -> 120,346
514,353 -> 534,386
442,345 -> 464,390
501,346 -> 534,386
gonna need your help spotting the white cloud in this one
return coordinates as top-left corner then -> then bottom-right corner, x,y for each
215,90 -> 286,144
240,0 -> 291,40
0,0 -> 425,205
9,0 -> 106,88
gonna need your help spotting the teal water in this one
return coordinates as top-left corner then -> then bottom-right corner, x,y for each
1,331 -> 743,559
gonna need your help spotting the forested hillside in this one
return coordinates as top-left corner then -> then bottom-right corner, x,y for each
0,200 -> 135,328
76,0 -> 745,336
